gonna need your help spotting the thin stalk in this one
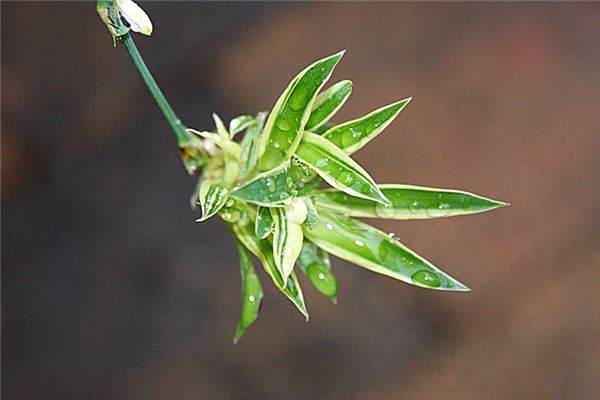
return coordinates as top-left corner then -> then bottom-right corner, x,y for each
120,33 -> 189,145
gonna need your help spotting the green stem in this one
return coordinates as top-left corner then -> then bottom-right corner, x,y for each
121,33 -> 189,145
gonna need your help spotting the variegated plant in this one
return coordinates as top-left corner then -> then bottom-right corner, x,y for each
97,0 -> 508,343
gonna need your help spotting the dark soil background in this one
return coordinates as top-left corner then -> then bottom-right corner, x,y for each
2,2 -> 600,399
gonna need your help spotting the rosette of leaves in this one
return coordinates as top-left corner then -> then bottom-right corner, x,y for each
186,51 -> 507,342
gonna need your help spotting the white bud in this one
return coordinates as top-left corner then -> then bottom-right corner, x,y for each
285,198 -> 308,225
115,0 -> 153,36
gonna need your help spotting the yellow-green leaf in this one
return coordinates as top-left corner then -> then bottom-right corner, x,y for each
258,51 -> 344,171
313,184 -> 509,219
197,179 -> 229,222
305,80 -> 353,131
303,210 -> 469,291
323,98 -> 411,154
295,131 -> 390,205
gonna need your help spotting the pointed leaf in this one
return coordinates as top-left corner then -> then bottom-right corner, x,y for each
230,163 -> 297,207
229,115 -> 255,137
306,80 -> 353,131
229,204 -> 308,319
239,112 -> 267,181
295,131 -> 390,205
270,200 -> 306,283
197,179 -> 229,222
297,242 -> 337,299
303,210 -> 470,291
313,184 -> 509,219
255,206 -> 274,239
212,113 -> 229,139
258,51 -> 345,171
323,98 -> 411,154
233,239 -> 263,343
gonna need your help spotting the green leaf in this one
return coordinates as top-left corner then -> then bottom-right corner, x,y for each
233,238 -> 263,344
323,98 -> 411,154
258,51 -> 345,172
270,200 -> 306,283
302,210 -> 470,291
212,113 -> 229,139
305,80 -> 353,131
255,206 -> 274,239
312,122 -> 334,136
197,179 -> 229,222
312,184 -> 509,219
239,112 -> 267,181
229,204 -> 308,319
229,115 -> 255,137
230,163 -> 298,207
295,131 -> 390,205
297,242 -> 337,299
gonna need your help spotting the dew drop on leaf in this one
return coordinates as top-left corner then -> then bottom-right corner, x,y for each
411,270 -> 441,288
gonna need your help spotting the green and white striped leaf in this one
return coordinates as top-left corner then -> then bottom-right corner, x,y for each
258,51 -> 344,171
230,163 -> 297,207
197,179 -> 229,222
297,242 -> 337,299
312,122 -> 334,136
239,112 -> 267,181
323,98 -> 411,154
271,199 -> 307,283
229,204 -> 308,319
313,184 -> 508,220
233,239 -> 263,344
305,80 -> 353,131
255,206 -> 274,239
295,131 -> 390,205
229,115 -> 255,137
303,210 -> 469,291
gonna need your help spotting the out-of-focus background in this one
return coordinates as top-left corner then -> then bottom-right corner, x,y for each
2,2 -> 600,399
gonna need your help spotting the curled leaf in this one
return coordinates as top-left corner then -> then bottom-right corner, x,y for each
233,239 -> 263,343
229,204 -> 308,319
297,242 -> 337,299
229,115 -> 255,137
255,206 -> 274,239
197,179 -> 229,222
271,199 -> 307,283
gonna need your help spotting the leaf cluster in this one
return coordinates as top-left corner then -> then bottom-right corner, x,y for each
184,52 -> 507,342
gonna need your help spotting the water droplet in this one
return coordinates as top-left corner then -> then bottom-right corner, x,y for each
289,88 -> 309,111
354,240 -> 365,247
411,270 -> 441,288
315,158 -> 329,168
277,119 -> 291,131
226,199 -> 235,207
409,200 -> 420,213
426,202 -> 451,217
326,223 -> 333,230
338,171 -> 356,186
388,232 -> 400,241
248,295 -> 256,302
266,177 -> 276,193
376,203 -> 397,219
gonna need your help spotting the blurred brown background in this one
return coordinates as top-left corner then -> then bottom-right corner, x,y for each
2,2 -> 600,399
